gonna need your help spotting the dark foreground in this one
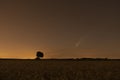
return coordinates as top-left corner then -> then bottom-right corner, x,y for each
0,59 -> 120,80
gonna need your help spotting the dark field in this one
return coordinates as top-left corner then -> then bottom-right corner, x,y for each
0,59 -> 120,80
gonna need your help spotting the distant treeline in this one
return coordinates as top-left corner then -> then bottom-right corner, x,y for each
45,58 -> 120,61
0,58 -> 120,61
75,58 -> 120,61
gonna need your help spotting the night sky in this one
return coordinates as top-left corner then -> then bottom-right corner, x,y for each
0,0 -> 120,59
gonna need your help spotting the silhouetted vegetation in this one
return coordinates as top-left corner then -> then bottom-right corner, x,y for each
35,51 -> 44,60
0,59 -> 120,80
76,58 -> 109,61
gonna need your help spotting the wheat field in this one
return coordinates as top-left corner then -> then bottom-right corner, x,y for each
0,59 -> 120,80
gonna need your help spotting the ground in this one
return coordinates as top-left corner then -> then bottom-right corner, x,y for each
0,59 -> 120,80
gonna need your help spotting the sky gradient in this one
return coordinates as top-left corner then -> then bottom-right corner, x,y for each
0,0 -> 120,59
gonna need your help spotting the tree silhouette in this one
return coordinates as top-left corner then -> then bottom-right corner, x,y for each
35,51 -> 44,60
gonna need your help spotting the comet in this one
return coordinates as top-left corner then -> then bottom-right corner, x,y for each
75,39 -> 81,47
